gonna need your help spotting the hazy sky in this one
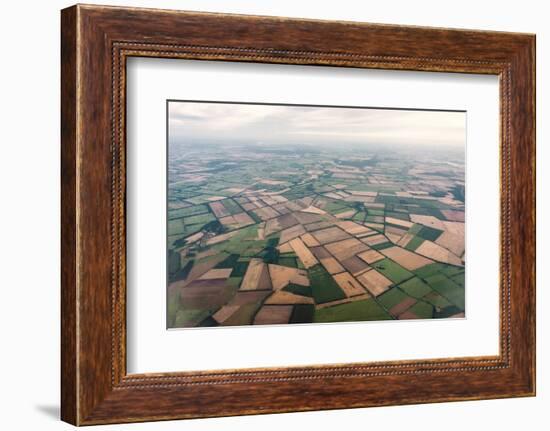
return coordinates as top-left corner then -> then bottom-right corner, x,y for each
168,101 -> 465,148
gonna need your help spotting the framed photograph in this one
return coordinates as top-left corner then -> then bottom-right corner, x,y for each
61,4 -> 535,425
164,100 -> 467,328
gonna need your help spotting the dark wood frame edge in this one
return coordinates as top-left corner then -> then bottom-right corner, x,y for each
61,4 -> 535,426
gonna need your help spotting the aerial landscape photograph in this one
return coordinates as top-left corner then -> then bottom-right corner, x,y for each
167,101 -> 466,329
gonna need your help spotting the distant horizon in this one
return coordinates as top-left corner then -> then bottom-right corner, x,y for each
168,137 -> 466,155
169,101 -> 466,150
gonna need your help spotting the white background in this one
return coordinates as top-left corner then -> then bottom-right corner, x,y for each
0,0 -> 547,430
127,59 -> 499,373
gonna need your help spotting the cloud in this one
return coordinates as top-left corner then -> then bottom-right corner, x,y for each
168,101 -> 465,148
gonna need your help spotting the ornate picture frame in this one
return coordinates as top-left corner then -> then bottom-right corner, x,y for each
61,4 -> 535,425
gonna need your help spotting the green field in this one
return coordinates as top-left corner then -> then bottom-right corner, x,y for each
377,287 -> 411,309
309,265 -> 346,304
398,277 -> 433,299
425,274 -> 465,309
372,258 -> 414,284
314,299 -> 392,323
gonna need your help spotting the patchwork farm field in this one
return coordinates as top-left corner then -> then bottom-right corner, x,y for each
166,139 -> 466,328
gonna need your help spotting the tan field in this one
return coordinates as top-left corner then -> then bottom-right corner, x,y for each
233,212 -> 255,225
260,196 -> 279,206
268,264 -> 310,290
281,201 -> 303,212
415,240 -> 463,266
288,237 -> 319,268
264,213 -> 299,237
410,214 -> 446,230
325,238 -> 368,262
304,221 -> 334,232
228,291 -> 271,306
356,269 -> 393,296
212,304 -> 240,324
198,268 -> 233,280
441,209 -> 465,222
184,231 -> 204,244
439,196 -> 463,206
219,215 -> 237,226
435,231 -> 465,256
291,211 -> 325,225
300,205 -> 326,215
252,206 -> 280,221
346,190 -> 377,197
367,215 -> 384,223
242,202 -> 257,212
323,192 -> 343,200
398,311 -> 419,320
253,305 -> 293,325
380,246 -> 433,270
364,203 -> 385,209
337,220 -> 374,236
408,190 -> 429,196
385,217 -> 414,229
270,195 -> 288,203
386,232 -> 403,244
300,233 -> 321,247
171,253 -> 229,290
343,195 -> 375,203
442,221 -> 465,236
277,242 -> 294,253
396,232 -> 415,248
364,222 -> 385,231
309,246 -> 331,260
362,233 -> 389,246
320,257 -> 345,274
335,191 -> 351,198
256,223 -> 266,240
333,272 -> 367,297
240,258 -> 273,291
385,225 -> 408,244
385,225 -> 408,238
311,226 -> 351,245
335,209 -> 357,219
247,197 -> 264,208
219,213 -> 255,229
389,297 -> 417,317
357,229 -> 378,238
341,256 -> 370,276
209,201 -> 229,218
206,230 -> 239,245
357,249 -> 385,264
253,207 -> 279,221
272,204 -> 290,215
180,280 -> 233,310
279,224 -> 307,244
264,290 -> 314,305
296,196 -> 314,207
